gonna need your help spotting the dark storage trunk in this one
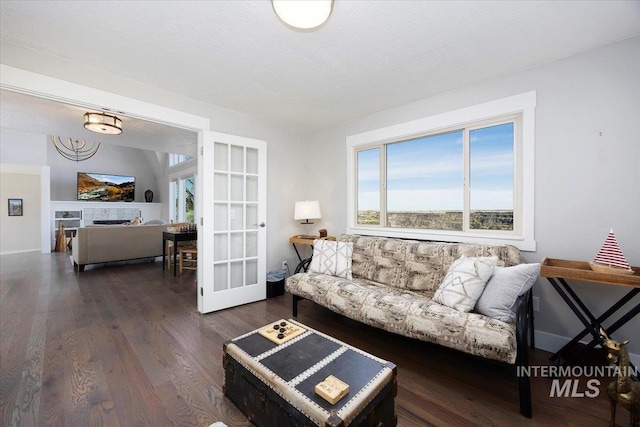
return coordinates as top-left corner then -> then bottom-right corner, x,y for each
223,320 -> 397,427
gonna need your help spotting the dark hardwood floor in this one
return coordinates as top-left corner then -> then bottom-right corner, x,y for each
1,252 -> 612,426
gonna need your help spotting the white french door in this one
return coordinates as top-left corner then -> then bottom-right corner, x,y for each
198,131 -> 267,313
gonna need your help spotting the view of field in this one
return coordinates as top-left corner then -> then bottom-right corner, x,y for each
357,210 -> 513,231
77,173 -> 135,201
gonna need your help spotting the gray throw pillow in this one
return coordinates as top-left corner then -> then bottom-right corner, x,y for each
144,219 -> 166,225
475,263 -> 541,322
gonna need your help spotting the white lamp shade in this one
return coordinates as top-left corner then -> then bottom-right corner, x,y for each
294,201 -> 322,221
272,0 -> 333,31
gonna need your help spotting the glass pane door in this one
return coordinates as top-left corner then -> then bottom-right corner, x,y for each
199,131 -> 266,313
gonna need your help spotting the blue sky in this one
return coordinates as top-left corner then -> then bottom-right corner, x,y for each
357,123 -> 514,211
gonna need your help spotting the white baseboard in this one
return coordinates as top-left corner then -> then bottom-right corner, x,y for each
535,330 -> 640,367
0,248 -> 41,256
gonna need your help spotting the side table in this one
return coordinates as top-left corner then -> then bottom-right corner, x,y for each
289,235 -> 336,273
540,258 -> 639,375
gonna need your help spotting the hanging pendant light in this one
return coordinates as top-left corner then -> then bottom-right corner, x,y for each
50,135 -> 101,162
272,0 -> 333,31
83,112 -> 122,135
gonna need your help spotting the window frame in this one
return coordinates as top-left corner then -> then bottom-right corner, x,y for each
346,91 -> 536,251
169,169 -> 197,224
168,153 -> 194,168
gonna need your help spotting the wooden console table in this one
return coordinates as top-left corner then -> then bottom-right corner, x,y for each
289,235 -> 336,273
541,258 -> 640,371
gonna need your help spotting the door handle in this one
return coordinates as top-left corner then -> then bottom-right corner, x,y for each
250,222 -> 266,228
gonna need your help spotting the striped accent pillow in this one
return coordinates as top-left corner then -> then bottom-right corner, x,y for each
309,240 -> 353,279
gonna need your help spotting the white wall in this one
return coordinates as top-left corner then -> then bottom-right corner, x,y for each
0,130 -> 51,254
304,36 -> 640,355
0,167 -> 41,254
47,140 -> 163,203
1,128 -> 165,205
0,128 -> 47,165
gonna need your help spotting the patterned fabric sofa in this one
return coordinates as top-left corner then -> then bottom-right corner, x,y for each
286,234 -> 534,417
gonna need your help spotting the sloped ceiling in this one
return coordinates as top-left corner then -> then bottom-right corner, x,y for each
1,1 -> 639,143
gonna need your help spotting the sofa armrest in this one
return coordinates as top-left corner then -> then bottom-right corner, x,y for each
514,289 -> 534,350
72,232 -> 84,265
514,288 -> 533,418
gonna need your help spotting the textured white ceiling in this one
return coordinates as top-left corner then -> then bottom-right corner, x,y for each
1,0 -> 640,137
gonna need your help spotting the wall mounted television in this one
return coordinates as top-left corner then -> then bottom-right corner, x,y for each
77,172 -> 135,202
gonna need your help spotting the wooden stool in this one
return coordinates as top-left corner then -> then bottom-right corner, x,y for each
168,241 -> 197,270
166,242 -> 175,269
179,247 -> 198,274
67,230 -> 75,250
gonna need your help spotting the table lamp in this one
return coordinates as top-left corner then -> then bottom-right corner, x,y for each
294,201 -> 322,225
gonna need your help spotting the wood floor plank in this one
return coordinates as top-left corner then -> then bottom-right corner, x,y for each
1,252 -> 618,427
39,336 -> 69,426
0,273 -> 38,427
201,383 -> 253,427
153,380 -> 204,427
103,320 -> 170,427
8,279 -> 50,427
38,270 -> 79,427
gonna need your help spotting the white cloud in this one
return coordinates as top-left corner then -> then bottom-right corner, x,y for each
470,153 -> 513,173
470,189 -> 513,210
387,189 -> 463,211
359,188 -> 512,211
358,191 -> 380,211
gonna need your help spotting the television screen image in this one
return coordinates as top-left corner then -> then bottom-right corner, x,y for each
77,172 -> 135,201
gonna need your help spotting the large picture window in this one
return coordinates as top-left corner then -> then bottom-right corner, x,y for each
385,129 -> 464,231
347,92 -> 536,250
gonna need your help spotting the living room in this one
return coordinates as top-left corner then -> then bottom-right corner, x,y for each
1,1 -> 639,426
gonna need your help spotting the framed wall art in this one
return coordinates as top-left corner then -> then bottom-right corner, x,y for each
8,198 -> 23,216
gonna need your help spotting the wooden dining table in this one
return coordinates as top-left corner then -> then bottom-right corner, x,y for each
163,230 -> 197,276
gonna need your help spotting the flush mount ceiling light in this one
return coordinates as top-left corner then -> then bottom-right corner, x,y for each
272,0 -> 333,31
83,111 -> 122,135
50,135 -> 101,162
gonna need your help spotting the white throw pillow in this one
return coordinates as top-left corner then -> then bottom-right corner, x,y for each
434,256 -> 498,312
308,240 -> 353,279
475,263 -> 541,322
